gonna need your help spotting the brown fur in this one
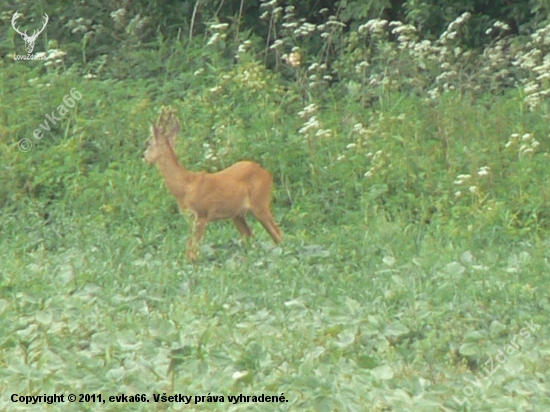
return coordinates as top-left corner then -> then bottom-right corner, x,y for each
144,107 -> 282,261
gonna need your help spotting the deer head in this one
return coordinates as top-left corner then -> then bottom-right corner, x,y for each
12,11 -> 49,54
144,107 -> 180,164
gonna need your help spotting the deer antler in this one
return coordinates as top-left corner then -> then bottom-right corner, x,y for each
156,107 -> 180,141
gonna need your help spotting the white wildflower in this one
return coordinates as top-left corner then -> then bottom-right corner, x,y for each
477,166 -> 490,177
454,174 -> 471,185
269,39 -> 284,50
210,23 -> 229,31
207,33 -> 220,45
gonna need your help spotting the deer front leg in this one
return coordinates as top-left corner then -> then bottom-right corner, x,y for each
186,233 -> 197,262
186,215 -> 207,261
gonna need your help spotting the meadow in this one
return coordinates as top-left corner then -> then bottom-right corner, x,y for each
1,5 -> 550,411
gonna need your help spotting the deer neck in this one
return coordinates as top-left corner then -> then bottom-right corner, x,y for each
155,146 -> 195,197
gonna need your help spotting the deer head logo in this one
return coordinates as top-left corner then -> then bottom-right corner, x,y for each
11,11 -> 49,54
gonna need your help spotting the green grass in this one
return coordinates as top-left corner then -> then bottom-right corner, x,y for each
1,203 -> 549,411
2,28 -> 550,412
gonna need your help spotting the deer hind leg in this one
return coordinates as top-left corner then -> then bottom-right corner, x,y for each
251,206 -> 283,244
186,215 -> 208,261
232,216 -> 253,238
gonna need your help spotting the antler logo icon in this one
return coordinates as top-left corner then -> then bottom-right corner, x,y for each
11,11 -> 49,54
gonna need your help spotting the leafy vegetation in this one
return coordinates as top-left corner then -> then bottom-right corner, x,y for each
1,0 -> 549,410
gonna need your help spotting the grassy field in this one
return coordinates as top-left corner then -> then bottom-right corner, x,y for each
2,11 -> 550,412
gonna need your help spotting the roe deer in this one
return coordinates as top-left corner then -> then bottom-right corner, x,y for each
144,107 -> 283,261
